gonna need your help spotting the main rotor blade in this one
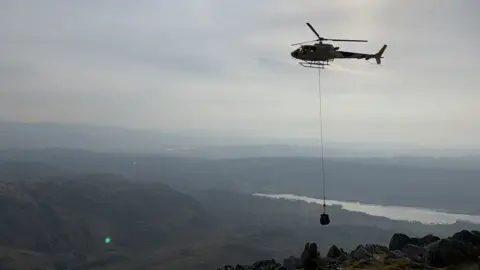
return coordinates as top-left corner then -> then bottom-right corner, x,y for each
325,38 -> 368,42
306,22 -> 321,39
291,39 -> 318,46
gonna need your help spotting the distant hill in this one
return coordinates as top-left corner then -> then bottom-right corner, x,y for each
2,121 -> 480,158
1,147 -> 479,215
0,161 -> 62,181
0,121 -> 304,153
0,121 -> 207,152
0,174 -> 213,251
0,172 -> 216,269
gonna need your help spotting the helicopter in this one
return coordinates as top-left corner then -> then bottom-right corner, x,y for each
290,22 -> 387,68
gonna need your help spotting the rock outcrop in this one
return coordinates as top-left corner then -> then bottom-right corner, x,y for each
388,232 -> 440,251
387,230 -> 480,268
218,260 -> 285,270
217,230 -> 480,269
326,245 -> 342,259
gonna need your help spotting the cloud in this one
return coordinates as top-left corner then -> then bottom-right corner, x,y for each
0,0 -> 479,147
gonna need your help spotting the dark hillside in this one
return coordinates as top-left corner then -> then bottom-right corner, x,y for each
0,174 -> 215,269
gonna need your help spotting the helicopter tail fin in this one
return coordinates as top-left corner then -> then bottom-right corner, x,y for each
374,44 -> 387,64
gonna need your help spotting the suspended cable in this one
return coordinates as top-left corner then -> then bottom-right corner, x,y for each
317,68 -> 326,208
318,68 -> 330,226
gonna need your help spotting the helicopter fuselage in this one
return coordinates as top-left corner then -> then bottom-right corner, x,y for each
290,43 -> 373,63
291,43 -> 337,61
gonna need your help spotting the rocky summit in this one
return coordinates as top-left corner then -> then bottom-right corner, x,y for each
217,230 -> 480,269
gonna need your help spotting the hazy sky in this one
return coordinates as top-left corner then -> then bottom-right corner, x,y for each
1,1 -> 479,147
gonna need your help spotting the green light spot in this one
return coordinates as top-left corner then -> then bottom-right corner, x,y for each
105,237 -> 111,244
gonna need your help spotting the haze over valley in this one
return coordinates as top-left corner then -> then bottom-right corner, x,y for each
2,121 -> 480,215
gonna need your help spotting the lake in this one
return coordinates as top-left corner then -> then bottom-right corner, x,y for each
253,193 -> 480,225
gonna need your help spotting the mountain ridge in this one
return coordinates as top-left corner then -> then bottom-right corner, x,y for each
217,230 -> 480,269
1,147 -> 479,215
2,121 -> 480,157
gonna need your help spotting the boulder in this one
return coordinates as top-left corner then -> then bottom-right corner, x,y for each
414,234 -> 440,247
389,233 -> 411,251
252,259 -> 282,269
451,230 -> 480,247
300,242 -> 310,263
389,233 -> 440,251
424,238 -> 478,268
364,244 -> 389,255
401,244 -> 425,262
387,250 -> 407,259
351,246 -> 373,261
282,256 -> 300,270
327,245 -> 342,259
302,243 -> 321,270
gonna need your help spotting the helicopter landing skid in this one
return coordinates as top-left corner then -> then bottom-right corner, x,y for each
299,60 -> 330,69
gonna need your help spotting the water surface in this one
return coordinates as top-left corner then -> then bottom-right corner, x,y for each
253,193 -> 480,225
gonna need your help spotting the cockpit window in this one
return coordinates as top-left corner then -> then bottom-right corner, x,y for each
301,46 -> 315,53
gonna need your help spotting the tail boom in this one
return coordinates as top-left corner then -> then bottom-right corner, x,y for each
373,44 -> 387,64
335,44 -> 387,64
